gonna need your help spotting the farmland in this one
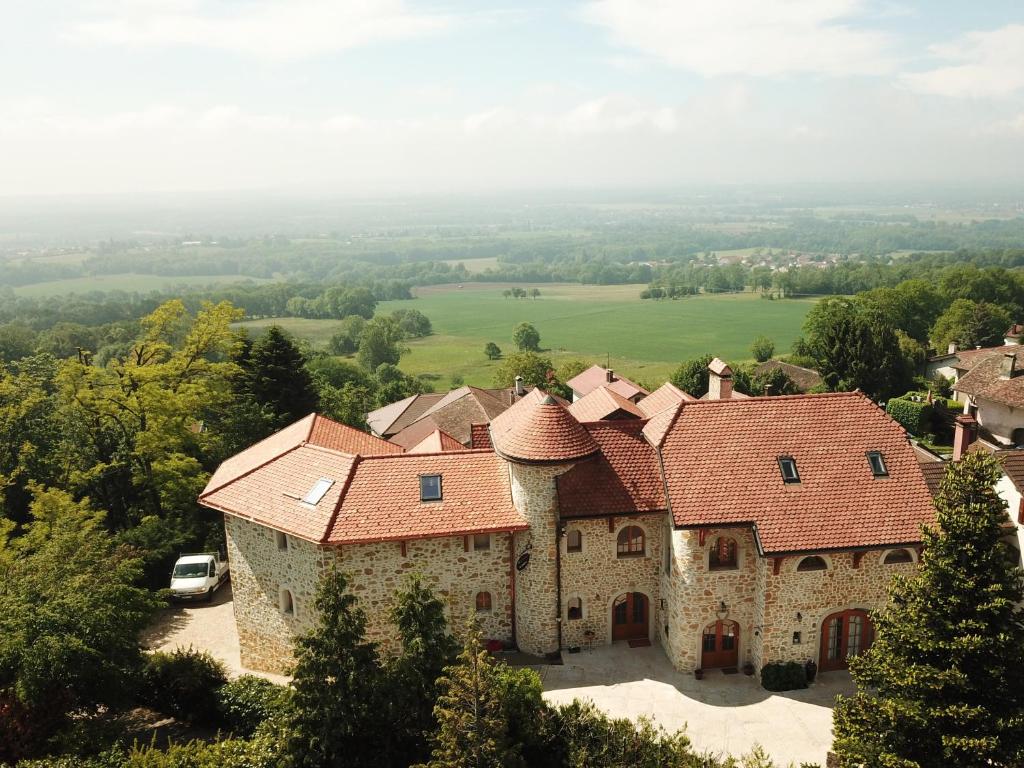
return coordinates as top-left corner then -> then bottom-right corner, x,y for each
12,272 -> 271,297
238,283 -> 815,390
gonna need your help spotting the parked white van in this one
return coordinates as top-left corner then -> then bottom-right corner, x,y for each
169,553 -> 229,602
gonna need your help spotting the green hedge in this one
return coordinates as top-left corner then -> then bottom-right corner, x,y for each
139,648 -> 228,725
886,396 -> 933,435
760,661 -> 808,692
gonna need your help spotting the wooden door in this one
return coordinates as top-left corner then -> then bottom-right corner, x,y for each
701,620 -> 740,668
611,593 -> 648,640
820,609 -> 873,671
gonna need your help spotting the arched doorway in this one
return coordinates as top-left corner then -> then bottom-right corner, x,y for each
611,592 -> 648,640
701,620 -> 739,668
820,609 -> 873,671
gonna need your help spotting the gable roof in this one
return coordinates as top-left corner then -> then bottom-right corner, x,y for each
954,348 -> 1024,408
389,386 -> 513,447
568,386 -> 645,422
995,449 -> 1024,494
918,461 -> 948,497
637,381 -> 696,417
753,360 -> 824,393
950,345 -> 1020,373
657,392 -> 935,555
566,365 -> 648,401
556,420 -> 666,517
408,428 -> 465,454
366,393 -> 445,437
489,388 -> 599,464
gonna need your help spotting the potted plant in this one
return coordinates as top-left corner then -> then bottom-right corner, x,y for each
742,662 -> 755,676
694,668 -> 704,680
804,659 -> 818,683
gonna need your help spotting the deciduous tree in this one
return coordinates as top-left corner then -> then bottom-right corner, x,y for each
512,322 -> 540,352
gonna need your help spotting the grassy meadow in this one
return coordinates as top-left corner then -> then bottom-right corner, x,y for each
239,283 -> 815,390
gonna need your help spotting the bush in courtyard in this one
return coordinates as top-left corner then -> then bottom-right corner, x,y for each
216,675 -> 288,738
139,648 -> 228,724
760,661 -> 807,692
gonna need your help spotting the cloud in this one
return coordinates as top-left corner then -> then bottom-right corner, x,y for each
901,24 -> 1024,98
581,0 -> 896,77
66,0 -> 452,59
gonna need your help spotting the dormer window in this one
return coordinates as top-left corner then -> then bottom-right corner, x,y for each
778,456 -> 800,483
866,451 -> 888,477
419,474 -> 442,501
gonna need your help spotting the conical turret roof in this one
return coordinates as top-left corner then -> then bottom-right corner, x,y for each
489,389 -> 599,463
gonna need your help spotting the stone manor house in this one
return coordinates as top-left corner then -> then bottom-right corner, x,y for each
199,362 -> 936,676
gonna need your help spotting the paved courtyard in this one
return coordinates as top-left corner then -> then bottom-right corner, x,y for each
538,643 -> 852,767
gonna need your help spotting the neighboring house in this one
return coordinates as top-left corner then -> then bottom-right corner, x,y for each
567,385 -> 645,422
202,386 -> 935,677
566,365 -> 648,402
953,348 -> 1024,447
636,381 -> 695,417
754,360 -> 823,393
926,331 -> 1022,385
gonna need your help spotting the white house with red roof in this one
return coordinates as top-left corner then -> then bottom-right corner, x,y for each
201,374 -> 935,677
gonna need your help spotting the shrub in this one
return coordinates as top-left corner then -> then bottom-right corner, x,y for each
885,396 -> 932,435
760,661 -> 808,692
122,733 -> 282,768
216,676 -> 288,738
139,648 -> 228,724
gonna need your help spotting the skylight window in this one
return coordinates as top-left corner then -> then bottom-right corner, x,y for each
420,474 -> 442,502
301,478 -> 334,506
866,451 -> 888,477
778,456 -> 800,484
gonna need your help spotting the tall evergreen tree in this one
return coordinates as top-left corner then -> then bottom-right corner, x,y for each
245,325 -> 319,426
833,452 -> 1024,767
283,568 -> 385,768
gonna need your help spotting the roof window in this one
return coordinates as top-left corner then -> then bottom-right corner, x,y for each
866,451 -> 888,477
420,474 -> 442,502
301,478 -> 334,506
778,456 -> 800,483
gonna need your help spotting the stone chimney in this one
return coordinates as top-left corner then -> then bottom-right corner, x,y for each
707,357 -> 733,400
1000,353 -> 1017,380
514,375 -> 525,396
606,368 -> 614,383
952,413 -> 978,461
947,341 -> 958,354
1004,323 -> 1023,346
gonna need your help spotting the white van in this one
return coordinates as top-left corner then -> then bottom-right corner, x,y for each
169,552 -> 230,602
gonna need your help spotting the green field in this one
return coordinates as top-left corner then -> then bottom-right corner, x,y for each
13,273 -> 272,297
239,283 -> 815,390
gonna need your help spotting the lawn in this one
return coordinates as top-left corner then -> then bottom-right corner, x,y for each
239,283 -> 815,390
13,273 -> 273,297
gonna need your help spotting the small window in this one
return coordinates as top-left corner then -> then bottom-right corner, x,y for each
796,555 -> 827,572
566,529 -> 582,553
709,537 -> 738,570
473,533 -> 491,551
420,475 -> 442,501
280,588 -> 295,616
883,548 -> 913,565
302,477 -> 334,506
567,597 -> 583,621
616,526 -> 645,557
275,530 -> 288,551
475,591 -> 492,614
866,451 -> 888,477
778,456 -> 800,483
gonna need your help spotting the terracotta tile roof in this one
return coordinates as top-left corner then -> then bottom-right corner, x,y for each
699,389 -> 751,400
954,348 -> 1024,408
642,402 -> 683,449
994,449 -> 1024,493
408,428 -> 465,454
950,345 -> 1020,372
637,382 -> 696,418
471,423 -> 492,449
1007,324 -> 1024,340
658,392 -> 936,554
388,386 -> 515,447
708,357 -> 732,376
566,365 -> 648,401
753,360 -> 823,393
307,415 -> 404,456
568,386 -> 645,422
326,451 -> 526,544
489,388 -> 600,464
557,420 -> 666,517
366,393 -> 443,437
918,461 -> 948,497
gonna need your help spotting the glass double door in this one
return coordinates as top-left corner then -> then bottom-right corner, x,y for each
820,609 -> 873,671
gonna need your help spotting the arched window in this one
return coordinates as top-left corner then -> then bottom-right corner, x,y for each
567,597 -> 583,620
616,526 -> 645,558
796,555 -> 828,572
709,537 -> 738,570
475,592 -> 492,614
566,529 -> 582,553
883,548 -> 914,565
280,588 -> 295,616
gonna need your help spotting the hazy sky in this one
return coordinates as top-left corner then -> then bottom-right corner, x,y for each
3,0 -> 1024,196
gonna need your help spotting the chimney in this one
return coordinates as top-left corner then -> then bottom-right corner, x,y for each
606,368 -> 614,383
952,413 -> 978,461
514,375 -> 525,396
1000,353 -> 1017,380
764,383 -> 775,397
947,341 -> 958,354
707,357 -> 733,400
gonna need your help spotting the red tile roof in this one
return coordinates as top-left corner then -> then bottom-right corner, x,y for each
753,360 -> 823,393
327,451 -> 526,544
470,423 -> 492,449
954,348 -> 1024,408
307,415 -> 404,456
657,392 -> 935,554
489,388 -> 600,464
566,365 -> 648,401
995,449 -> 1024,493
568,386 -> 644,422
388,386 -> 514,447
408,428 -> 465,454
366,393 -> 445,437
557,420 -> 666,517
708,357 -> 732,376
637,382 -> 695,418
918,461 -> 948,497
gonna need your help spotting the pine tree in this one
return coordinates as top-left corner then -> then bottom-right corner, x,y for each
283,568 -> 385,768
833,452 -> 1024,767
421,623 -> 517,768
245,325 -> 319,426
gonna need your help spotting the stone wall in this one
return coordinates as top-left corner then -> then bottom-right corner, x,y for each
225,516 -> 332,674
559,514 -> 665,649
659,527 -> 759,671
